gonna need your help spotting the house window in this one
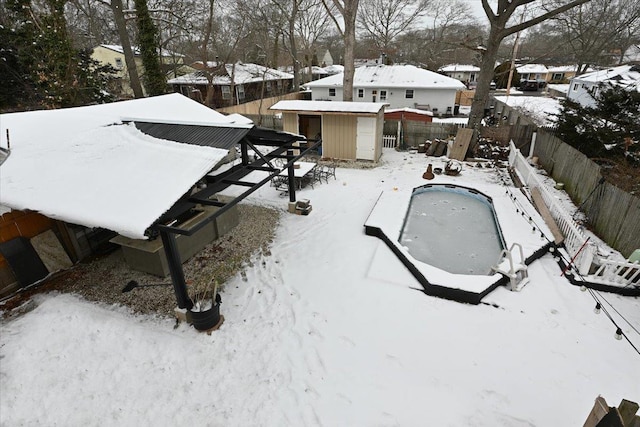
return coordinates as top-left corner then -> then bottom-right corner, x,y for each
266,81 -> 272,92
405,89 -> 414,99
222,86 -> 231,100
237,84 -> 245,100
357,88 -> 364,98
114,58 -> 123,70
329,88 -> 336,97
380,90 -> 387,101
573,83 -> 578,91
552,73 -> 563,81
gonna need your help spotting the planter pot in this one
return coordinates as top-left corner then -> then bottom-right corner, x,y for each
189,294 -> 222,331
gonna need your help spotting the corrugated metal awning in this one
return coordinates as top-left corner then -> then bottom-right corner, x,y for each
134,122 -> 251,150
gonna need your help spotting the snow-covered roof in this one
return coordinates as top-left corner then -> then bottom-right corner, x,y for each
167,62 -> 293,85
0,94 -> 242,239
270,100 -> 387,114
546,65 -> 579,73
385,107 -> 433,116
571,65 -> 640,91
516,63 -> 548,74
438,64 -> 480,73
98,44 -> 183,58
304,64 -> 466,90
323,64 -> 344,74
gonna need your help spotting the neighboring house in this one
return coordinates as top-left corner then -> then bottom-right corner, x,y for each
516,63 -> 548,86
271,100 -> 386,162
566,64 -> 640,108
321,50 -> 334,67
91,44 -> 185,97
167,62 -> 294,108
323,64 -> 344,75
279,65 -> 329,83
438,64 -> 481,88
545,65 -> 596,83
304,64 -> 465,114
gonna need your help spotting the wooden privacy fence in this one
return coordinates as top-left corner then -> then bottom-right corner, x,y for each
533,131 -> 640,258
488,95 -> 639,258
509,142 -> 596,273
509,141 -> 640,287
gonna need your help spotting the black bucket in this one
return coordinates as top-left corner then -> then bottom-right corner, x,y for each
190,294 -> 222,331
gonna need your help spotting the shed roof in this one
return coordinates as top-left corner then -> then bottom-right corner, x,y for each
270,100 -> 387,114
0,94 -> 248,239
304,64 -> 465,90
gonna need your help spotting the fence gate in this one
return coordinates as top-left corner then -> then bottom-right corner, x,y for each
383,135 -> 397,148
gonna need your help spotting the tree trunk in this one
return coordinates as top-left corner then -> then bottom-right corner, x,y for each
289,4 -> 300,92
110,0 -> 144,98
467,29 -> 501,130
342,1 -> 357,101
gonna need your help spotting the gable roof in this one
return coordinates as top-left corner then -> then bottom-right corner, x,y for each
0,94 -> 249,239
515,63 -> 548,74
572,65 -> 640,91
304,64 -> 465,90
271,100 -> 387,114
167,62 -> 294,85
438,64 -> 480,73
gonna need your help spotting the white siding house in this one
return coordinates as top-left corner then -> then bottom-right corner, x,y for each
516,64 -> 548,84
438,64 -> 481,87
566,65 -> 640,108
303,64 -> 465,114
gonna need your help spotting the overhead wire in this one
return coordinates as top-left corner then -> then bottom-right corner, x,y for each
495,167 -> 640,357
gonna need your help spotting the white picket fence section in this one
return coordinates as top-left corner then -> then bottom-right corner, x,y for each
383,135 -> 397,148
508,141 -> 596,275
508,141 -> 640,288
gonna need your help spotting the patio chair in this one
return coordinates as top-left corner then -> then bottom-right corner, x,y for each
319,162 -> 336,183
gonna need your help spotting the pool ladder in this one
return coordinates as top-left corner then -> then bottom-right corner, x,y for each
492,243 -> 529,292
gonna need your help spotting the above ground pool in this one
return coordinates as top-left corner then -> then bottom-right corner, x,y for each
364,181 -> 552,304
399,185 -> 506,275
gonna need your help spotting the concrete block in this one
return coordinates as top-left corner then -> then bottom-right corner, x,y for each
111,206 -> 221,277
213,194 -> 240,237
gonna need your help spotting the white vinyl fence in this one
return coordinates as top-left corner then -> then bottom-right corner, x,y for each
509,141 -> 639,287
383,135 -> 397,148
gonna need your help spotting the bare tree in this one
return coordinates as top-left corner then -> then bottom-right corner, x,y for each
357,0 -> 429,56
421,0 -> 478,68
323,0 -> 359,101
108,0 -> 144,97
551,0 -> 640,72
296,0 -> 332,81
467,0 -> 591,130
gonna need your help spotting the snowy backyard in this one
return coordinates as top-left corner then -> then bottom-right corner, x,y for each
1,148 -> 639,426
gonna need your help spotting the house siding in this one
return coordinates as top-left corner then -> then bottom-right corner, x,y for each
322,115 -> 357,160
374,109 -> 384,161
312,87 -> 457,113
282,112 -> 298,134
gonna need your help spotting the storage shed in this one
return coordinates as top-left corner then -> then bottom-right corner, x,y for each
270,100 -> 387,162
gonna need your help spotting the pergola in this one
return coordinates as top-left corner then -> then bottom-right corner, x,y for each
148,124 -> 321,309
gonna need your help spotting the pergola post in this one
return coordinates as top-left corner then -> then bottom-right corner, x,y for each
159,228 -> 192,310
287,148 -> 296,203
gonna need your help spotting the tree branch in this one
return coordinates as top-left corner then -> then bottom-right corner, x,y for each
502,0 -> 591,38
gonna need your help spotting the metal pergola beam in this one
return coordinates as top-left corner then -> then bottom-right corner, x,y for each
154,133 -> 322,309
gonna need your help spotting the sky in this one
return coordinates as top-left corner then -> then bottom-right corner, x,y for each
2,142 -> 638,426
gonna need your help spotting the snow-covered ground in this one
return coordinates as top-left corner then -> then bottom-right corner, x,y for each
1,149 -> 639,426
494,95 -> 562,127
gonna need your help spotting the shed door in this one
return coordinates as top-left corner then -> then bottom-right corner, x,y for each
356,117 -> 376,161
